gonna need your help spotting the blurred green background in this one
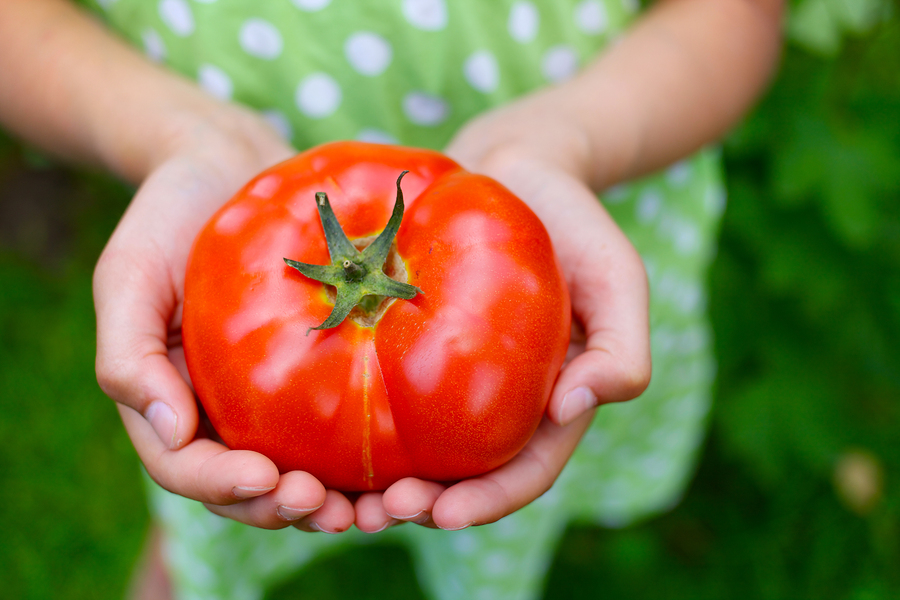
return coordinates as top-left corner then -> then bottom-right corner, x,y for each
1,1 -> 898,598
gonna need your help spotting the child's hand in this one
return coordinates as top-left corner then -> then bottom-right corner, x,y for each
352,0 -> 786,529
93,114 -> 357,534
353,95 -> 652,533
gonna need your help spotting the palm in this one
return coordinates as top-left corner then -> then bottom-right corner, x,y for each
356,156 -> 650,531
95,134 -> 362,532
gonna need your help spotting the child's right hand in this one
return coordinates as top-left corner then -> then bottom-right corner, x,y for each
0,0 -> 358,534
93,111 -> 359,534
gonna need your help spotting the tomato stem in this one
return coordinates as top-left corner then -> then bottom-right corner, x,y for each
284,171 -> 423,334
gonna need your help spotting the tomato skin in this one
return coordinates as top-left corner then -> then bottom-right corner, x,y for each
182,141 -> 570,491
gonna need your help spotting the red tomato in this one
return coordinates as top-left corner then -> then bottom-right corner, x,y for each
182,141 -> 570,491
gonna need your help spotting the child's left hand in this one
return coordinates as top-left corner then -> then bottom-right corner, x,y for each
353,92 -> 652,533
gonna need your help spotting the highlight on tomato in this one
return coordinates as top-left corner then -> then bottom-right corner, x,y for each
182,141 -> 571,491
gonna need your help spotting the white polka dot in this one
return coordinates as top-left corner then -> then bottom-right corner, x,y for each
239,18 -> 283,60
652,326 -> 678,354
463,50 -> 499,93
656,272 -> 705,313
97,0 -> 118,10
345,32 -> 392,76
622,0 -> 640,13
508,1 -> 539,43
492,515 -> 521,539
666,160 -> 692,187
193,0 -> 217,3
444,574 -> 465,597
636,189 -> 662,223
169,545 -> 216,586
705,184 -> 727,216
642,256 -> 658,285
291,0 -> 331,10
673,221 -> 700,255
656,213 -> 700,255
158,0 -> 194,37
656,270 -> 679,299
402,92 -> 449,126
198,64 -> 233,100
650,426 -> 686,451
356,128 -> 398,145
296,73 -> 342,118
677,282 -> 704,313
451,531 -> 477,554
538,483 -> 562,506
575,0 -> 608,34
673,356 -> 715,387
476,587 -> 504,600
582,429 -> 610,454
603,183 -> 630,204
141,28 -> 166,62
403,0 -> 448,31
656,214 -> 676,237
482,551 -> 513,575
679,325 -> 710,354
542,45 -> 579,82
261,110 -> 293,141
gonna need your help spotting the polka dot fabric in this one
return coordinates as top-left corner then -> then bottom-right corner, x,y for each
88,1 -> 723,599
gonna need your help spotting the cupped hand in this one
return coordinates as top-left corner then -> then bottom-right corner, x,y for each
93,111 -> 355,534
354,92 -> 651,532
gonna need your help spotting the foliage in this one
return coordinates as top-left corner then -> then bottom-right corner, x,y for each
0,161 -> 148,599
542,6 -> 900,599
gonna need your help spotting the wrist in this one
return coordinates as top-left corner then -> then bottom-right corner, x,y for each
447,77 -> 641,194
90,82 -> 288,185
22,1 -> 288,185
447,86 -> 594,184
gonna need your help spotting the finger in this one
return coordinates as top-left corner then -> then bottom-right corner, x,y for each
507,164 -> 650,424
462,157 -> 652,426
382,478 -> 447,529
119,403 -> 280,505
204,471 -> 326,529
294,490 -> 355,534
548,220 -> 650,425
354,492 -> 402,533
430,414 -> 593,530
94,246 -> 198,450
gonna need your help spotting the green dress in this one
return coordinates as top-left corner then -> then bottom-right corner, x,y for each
89,1 -> 725,598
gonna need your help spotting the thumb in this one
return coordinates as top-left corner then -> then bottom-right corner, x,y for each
546,227 -> 651,427
93,245 -> 198,450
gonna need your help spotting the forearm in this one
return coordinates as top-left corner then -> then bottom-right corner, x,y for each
492,0 -> 782,192
572,0 -> 783,188
0,0 -> 265,184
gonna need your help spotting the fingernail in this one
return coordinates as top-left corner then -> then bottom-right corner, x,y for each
300,521 -> 342,534
439,521 -> 475,531
145,401 -> 178,449
367,518 -> 401,534
277,505 -> 319,521
233,485 -> 276,499
559,387 -> 597,426
386,509 -> 427,523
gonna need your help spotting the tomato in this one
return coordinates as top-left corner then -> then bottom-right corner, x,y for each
182,141 -> 570,491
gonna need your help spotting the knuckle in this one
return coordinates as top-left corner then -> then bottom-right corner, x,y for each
96,346 -> 155,408
95,353 -> 130,400
92,245 -> 123,295
620,359 -> 651,400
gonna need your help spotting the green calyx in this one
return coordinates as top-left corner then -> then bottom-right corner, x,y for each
284,171 -> 423,335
